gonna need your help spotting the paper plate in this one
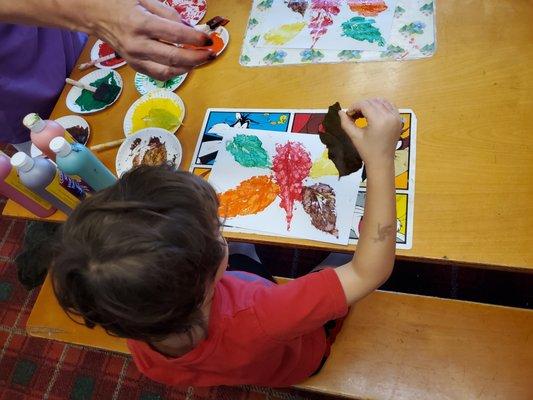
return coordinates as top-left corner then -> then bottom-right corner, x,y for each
55,115 -> 91,145
66,69 -> 123,114
162,0 -> 207,25
134,72 -> 188,95
194,25 -> 230,55
115,128 -> 183,177
123,89 -> 185,136
30,115 -> 90,158
90,39 -> 127,69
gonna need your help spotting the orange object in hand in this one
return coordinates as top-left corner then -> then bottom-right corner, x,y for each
182,32 -> 224,54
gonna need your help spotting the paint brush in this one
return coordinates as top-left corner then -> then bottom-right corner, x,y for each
78,53 -> 121,70
65,78 -> 120,103
90,138 -> 125,152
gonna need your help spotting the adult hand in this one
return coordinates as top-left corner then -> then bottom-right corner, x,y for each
90,0 -> 214,80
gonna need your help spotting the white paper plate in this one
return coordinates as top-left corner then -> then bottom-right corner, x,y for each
90,39 -> 127,69
66,69 -> 123,114
195,25 -> 230,55
134,72 -> 188,95
164,0 -> 207,25
55,115 -> 91,145
115,128 -> 183,177
123,89 -> 185,136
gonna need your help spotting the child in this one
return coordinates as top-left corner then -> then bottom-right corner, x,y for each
51,98 -> 402,387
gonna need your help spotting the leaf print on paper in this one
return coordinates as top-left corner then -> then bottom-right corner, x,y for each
341,16 -> 385,46
219,175 -> 279,218
302,183 -> 339,237
348,0 -> 388,17
264,22 -> 306,45
272,141 -> 312,229
285,0 -> 309,16
226,134 -> 271,168
308,0 -> 341,47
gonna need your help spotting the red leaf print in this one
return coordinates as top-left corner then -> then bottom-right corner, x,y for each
308,0 -> 341,47
272,141 -> 312,230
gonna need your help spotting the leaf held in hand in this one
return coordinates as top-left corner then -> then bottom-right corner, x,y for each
302,183 -> 338,237
320,102 -> 363,177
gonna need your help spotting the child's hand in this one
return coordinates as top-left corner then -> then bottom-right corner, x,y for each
338,99 -> 402,170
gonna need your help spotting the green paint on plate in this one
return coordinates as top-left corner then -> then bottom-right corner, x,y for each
75,72 -> 120,112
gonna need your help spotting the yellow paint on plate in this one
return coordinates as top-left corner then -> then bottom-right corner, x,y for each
310,149 -> 338,178
264,22 -> 306,45
132,98 -> 183,133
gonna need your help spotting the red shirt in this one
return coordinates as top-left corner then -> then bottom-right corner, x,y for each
127,268 -> 348,387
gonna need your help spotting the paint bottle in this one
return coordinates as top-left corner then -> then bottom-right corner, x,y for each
49,137 -> 116,192
10,152 -> 86,216
0,152 -> 56,218
23,113 -> 75,160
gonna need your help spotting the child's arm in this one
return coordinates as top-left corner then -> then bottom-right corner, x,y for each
334,99 -> 402,305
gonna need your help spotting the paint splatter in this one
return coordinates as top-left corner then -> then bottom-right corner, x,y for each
272,141 -> 312,229
285,0 -> 309,16
341,16 -> 385,46
348,0 -> 388,17
264,22 -> 306,45
131,98 -> 183,133
310,149 -> 338,178
308,0 -> 341,47
302,183 -> 338,237
219,175 -> 279,218
75,72 -> 120,112
226,134 -> 270,168
98,42 -> 124,67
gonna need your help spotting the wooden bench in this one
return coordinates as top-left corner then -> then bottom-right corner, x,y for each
28,276 -> 533,399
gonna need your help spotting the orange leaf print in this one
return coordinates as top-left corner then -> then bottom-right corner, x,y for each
219,175 -> 280,218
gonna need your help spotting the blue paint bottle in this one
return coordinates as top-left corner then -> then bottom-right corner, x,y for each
49,137 -> 116,192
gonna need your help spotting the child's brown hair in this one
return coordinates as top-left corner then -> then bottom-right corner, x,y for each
51,165 -> 225,342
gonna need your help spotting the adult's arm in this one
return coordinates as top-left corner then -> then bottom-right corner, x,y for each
0,0 -> 214,80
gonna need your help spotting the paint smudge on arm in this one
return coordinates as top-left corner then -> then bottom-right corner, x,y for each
219,175 -> 279,218
226,134 -> 271,168
272,141 -> 312,229
302,183 -> 338,237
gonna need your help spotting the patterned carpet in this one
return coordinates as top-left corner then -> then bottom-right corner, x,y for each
0,215 -> 335,400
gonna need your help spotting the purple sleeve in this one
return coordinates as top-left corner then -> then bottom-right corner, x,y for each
0,24 -> 87,144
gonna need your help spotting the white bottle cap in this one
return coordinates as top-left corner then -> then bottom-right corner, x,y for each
22,113 -> 46,133
11,152 -> 35,173
49,136 -> 72,157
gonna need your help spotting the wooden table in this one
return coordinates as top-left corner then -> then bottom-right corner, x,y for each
3,0 -> 533,271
